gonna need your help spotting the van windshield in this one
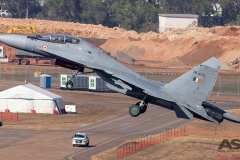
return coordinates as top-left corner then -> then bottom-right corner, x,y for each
74,134 -> 85,138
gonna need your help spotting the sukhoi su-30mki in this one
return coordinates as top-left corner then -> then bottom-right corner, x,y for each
0,34 -> 239,124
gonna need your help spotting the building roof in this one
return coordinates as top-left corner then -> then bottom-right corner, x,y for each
24,83 -> 62,99
0,83 -> 62,100
159,14 -> 199,19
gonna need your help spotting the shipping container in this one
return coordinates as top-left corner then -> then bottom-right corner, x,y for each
60,74 -> 114,92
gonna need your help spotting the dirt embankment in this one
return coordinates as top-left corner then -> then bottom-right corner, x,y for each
101,26 -> 240,69
1,18 -> 240,69
0,18 -> 154,39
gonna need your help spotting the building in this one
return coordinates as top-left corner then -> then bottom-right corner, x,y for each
158,14 -> 199,33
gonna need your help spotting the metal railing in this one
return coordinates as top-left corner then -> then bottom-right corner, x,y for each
0,63 -> 240,95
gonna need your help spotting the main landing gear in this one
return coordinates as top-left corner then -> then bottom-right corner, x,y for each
129,96 -> 148,117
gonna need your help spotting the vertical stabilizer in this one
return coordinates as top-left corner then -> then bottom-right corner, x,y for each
163,57 -> 221,106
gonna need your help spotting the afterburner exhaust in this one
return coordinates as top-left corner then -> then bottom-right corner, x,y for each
223,112 -> 240,123
203,101 -> 240,123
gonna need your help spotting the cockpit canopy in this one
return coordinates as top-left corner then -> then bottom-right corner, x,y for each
28,34 -> 80,44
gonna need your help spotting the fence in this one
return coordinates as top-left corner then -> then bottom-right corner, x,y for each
117,125 -> 186,158
0,112 -> 19,121
0,63 -> 240,94
117,124 -> 240,159
0,63 -> 74,88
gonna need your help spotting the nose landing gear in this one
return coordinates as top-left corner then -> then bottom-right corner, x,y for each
65,68 -> 83,89
65,80 -> 74,89
65,67 -> 94,89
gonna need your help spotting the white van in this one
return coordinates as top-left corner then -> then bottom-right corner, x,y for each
0,10 -> 11,17
72,132 -> 89,147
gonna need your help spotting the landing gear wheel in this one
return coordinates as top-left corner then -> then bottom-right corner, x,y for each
21,59 -> 27,65
129,104 -> 141,117
65,81 -> 73,89
136,102 -> 148,114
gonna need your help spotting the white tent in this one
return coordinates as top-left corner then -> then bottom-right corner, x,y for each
0,83 -> 63,114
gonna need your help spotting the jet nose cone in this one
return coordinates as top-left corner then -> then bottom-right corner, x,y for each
0,34 -> 27,50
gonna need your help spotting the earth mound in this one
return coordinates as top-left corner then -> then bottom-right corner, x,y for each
1,18 -> 240,70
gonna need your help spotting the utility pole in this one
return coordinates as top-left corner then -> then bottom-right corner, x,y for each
26,0 -> 29,18
0,4 -> 2,18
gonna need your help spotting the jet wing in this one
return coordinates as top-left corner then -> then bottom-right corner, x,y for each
111,71 -> 164,97
96,68 -> 168,99
38,48 -> 166,98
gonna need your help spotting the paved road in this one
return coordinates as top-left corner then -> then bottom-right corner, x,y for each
70,102 -> 240,160
0,100 -> 238,160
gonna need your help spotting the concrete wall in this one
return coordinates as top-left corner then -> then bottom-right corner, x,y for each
159,16 -> 198,33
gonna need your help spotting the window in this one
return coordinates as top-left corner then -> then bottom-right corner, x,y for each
28,34 -> 80,44
50,35 -> 65,43
38,35 -> 51,42
65,36 -> 80,44
0,49 -> 2,52
74,134 -> 85,138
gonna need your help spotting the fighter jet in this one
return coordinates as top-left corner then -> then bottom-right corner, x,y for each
0,34 -> 239,124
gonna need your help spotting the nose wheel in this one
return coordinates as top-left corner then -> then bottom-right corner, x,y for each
65,68 -> 82,89
65,81 -> 73,89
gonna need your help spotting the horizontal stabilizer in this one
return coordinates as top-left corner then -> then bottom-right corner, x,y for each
182,104 -> 220,124
172,103 -> 193,120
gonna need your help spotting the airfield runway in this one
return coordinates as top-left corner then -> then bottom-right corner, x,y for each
0,97 -> 239,160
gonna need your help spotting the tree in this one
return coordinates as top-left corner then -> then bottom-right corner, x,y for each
2,0 -> 42,18
81,0 -> 108,24
41,0 -> 82,22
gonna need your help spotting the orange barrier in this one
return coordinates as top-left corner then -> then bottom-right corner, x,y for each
117,124 -> 240,159
0,112 -> 19,121
117,126 -> 186,158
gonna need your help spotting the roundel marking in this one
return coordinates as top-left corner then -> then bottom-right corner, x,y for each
42,45 -> 48,51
